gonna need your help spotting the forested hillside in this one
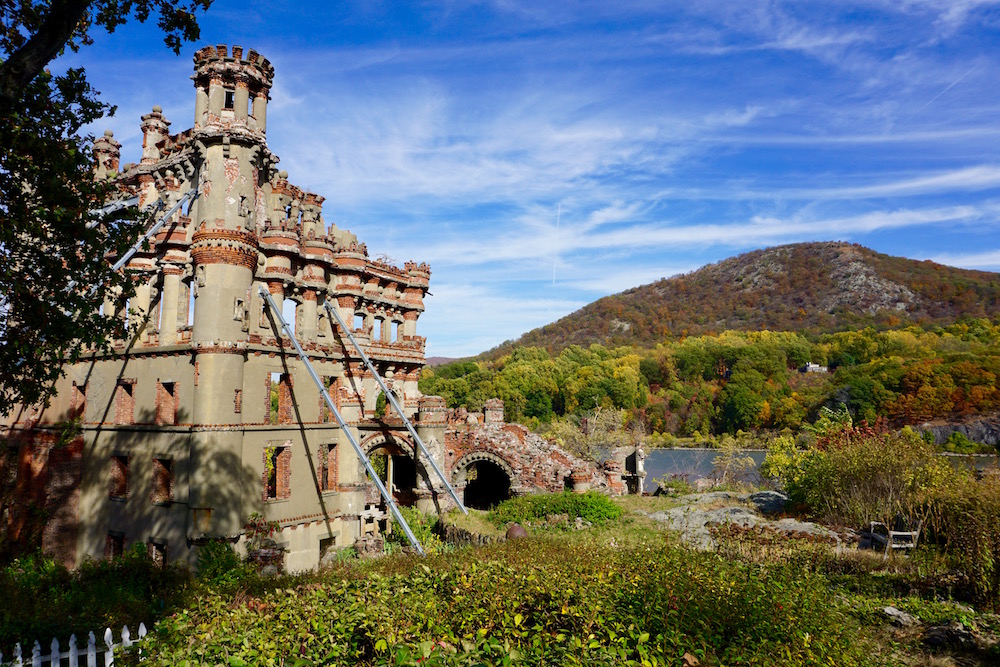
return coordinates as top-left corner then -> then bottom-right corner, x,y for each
420,319 -> 1000,441
496,242 -> 1000,355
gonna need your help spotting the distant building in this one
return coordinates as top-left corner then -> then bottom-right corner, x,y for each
800,362 -> 828,373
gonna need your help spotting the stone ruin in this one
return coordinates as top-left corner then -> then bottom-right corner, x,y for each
1,45 -> 628,571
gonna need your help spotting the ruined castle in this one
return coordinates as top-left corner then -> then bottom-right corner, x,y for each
1,46 -> 623,571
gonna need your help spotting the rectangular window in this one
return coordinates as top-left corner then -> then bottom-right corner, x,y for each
151,458 -> 173,504
110,455 -> 129,500
224,89 -> 235,110
72,381 -> 87,419
267,372 -> 293,425
155,381 -> 177,425
148,541 -> 167,567
319,377 -> 334,423
114,380 -> 135,425
319,443 -> 337,492
354,313 -> 364,331
105,532 -> 125,559
263,445 -> 291,501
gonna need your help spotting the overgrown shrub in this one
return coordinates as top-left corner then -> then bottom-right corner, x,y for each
928,474 -> 1000,607
0,544 -> 190,650
386,506 -> 447,554
139,536 -> 878,665
487,491 -> 623,528
769,423 -> 958,528
195,540 -> 246,589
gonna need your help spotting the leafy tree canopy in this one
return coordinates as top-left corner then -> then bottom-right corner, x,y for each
0,1 -> 212,414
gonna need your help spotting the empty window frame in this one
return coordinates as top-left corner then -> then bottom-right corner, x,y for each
105,532 -> 125,559
114,380 -> 135,425
109,455 -> 129,500
151,458 -> 174,504
263,445 -> 291,501
155,381 -> 177,425
319,443 -> 337,492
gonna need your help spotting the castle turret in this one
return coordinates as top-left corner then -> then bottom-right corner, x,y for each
192,44 -> 273,133
187,44 -> 273,540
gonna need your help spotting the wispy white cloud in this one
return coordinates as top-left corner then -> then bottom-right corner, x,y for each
928,248 -> 1000,270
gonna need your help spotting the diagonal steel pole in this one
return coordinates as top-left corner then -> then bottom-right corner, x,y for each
322,301 -> 468,514
258,287 -> 425,554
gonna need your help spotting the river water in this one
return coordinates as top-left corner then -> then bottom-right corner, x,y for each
642,448 -> 1000,494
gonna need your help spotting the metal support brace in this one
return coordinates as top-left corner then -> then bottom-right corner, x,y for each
110,189 -> 197,273
257,287 -> 426,555
322,301 -> 468,514
69,190 -> 195,295
87,195 -> 142,227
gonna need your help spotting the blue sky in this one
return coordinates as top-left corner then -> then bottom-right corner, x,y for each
62,1 -> 1000,357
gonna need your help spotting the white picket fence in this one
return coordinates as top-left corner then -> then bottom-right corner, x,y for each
0,624 -> 146,666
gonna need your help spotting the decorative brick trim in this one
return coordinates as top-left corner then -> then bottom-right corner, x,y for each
190,229 -> 259,271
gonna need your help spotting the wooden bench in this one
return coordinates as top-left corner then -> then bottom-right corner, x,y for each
869,518 -> 921,557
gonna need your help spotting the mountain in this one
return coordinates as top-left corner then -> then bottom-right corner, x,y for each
499,242 -> 1000,354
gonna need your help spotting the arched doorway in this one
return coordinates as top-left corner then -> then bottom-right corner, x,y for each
452,453 -> 515,510
366,440 -> 418,507
464,460 -> 511,510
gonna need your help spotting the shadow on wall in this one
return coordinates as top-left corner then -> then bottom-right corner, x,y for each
2,403 -> 261,568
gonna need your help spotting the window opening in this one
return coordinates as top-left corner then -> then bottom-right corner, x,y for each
148,541 -> 167,567
155,381 -> 177,425
106,532 -> 125,559
268,372 -> 281,424
374,318 -> 383,342
72,381 -> 87,419
353,313 -> 364,331
319,443 -> 337,492
391,321 -> 399,342
115,380 -> 135,425
281,298 -> 296,336
264,445 -> 290,500
110,455 -> 129,500
151,458 -> 173,504
224,90 -> 235,110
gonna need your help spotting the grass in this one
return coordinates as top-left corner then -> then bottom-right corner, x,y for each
4,493 -> 999,665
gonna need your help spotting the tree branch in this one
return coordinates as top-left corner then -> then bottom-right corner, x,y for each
0,0 -> 93,110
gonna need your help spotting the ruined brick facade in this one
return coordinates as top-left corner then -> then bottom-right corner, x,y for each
1,45 -> 621,571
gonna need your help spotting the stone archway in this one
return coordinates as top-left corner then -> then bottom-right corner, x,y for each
361,433 -> 419,507
452,452 -> 516,510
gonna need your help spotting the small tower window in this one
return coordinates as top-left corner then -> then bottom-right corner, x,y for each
224,90 -> 235,110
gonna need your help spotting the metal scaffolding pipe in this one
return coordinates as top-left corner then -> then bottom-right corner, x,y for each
257,286 -> 425,555
322,301 -> 468,514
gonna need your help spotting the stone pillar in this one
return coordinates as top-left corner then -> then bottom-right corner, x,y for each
140,106 -> 170,165
401,310 -> 418,338
92,130 -> 121,179
300,290 -> 318,343
234,74 -> 250,122
252,90 -> 267,132
129,276 -> 152,331
159,267 -> 182,345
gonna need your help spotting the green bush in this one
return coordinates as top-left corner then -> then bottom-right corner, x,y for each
778,424 -> 957,528
0,544 -> 190,649
139,536 -> 877,665
928,474 -> 1000,607
195,540 -> 246,589
386,506 -> 447,554
487,491 -> 623,529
